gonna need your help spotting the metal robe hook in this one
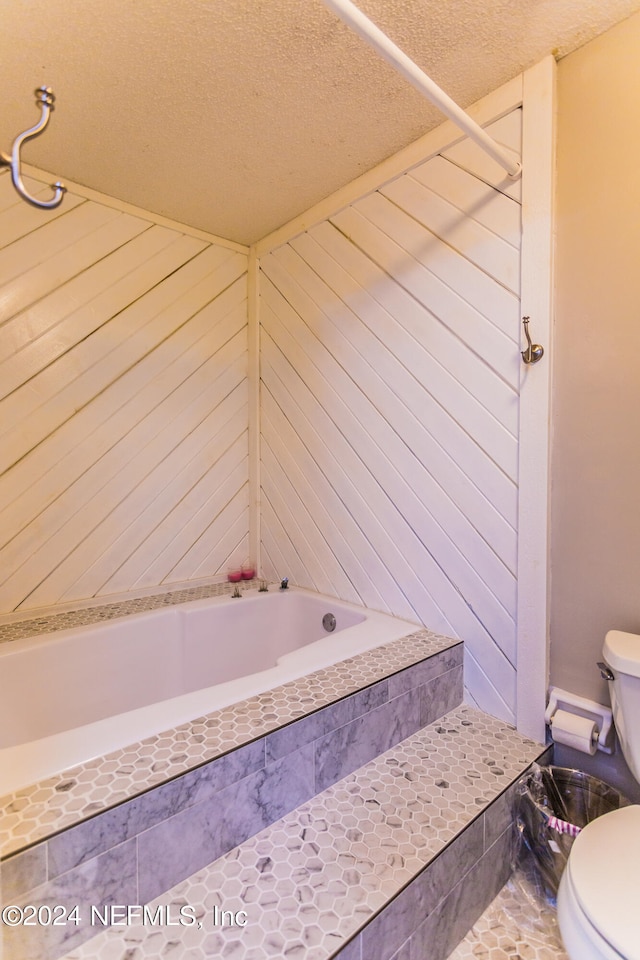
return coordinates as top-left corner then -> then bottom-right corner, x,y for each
0,86 -> 66,209
521,317 -> 544,365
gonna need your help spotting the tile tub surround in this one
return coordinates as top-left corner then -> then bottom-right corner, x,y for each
28,706 -> 548,960
1,640 -> 463,909
1,621 -> 460,859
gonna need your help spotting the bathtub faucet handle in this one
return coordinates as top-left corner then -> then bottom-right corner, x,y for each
280,577 -> 289,590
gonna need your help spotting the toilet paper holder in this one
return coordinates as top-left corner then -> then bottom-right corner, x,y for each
545,686 -> 614,754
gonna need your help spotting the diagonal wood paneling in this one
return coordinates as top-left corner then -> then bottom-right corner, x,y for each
0,175 -> 249,613
3,105 -> 526,722
259,111 -> 523,723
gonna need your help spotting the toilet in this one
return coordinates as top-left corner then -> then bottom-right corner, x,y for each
557,630 -> 640,960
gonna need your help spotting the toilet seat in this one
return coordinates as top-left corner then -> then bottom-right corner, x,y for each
560,805 -> 640,960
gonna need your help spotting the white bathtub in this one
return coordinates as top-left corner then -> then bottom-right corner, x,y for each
0,586 -> 417,795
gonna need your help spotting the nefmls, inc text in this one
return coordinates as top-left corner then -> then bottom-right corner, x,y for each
91,904 -> 197,926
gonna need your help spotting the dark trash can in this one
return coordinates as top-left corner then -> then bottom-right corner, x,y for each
516,765 -> 628,900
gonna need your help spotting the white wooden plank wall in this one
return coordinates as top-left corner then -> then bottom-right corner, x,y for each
259,111 -> 523,722
0,174 -> 249,613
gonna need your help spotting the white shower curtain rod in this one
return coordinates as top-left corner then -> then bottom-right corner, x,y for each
322,0 -> 522,178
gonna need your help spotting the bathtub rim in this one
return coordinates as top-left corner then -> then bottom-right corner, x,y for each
0,585 -> 367,754
0,581 -> 436,800
0,585 -> 416,797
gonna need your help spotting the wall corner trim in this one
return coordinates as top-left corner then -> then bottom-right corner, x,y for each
247,247 -> 261,571
516,55 -> 557,741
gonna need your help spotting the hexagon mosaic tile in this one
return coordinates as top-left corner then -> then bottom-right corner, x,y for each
448,869 -> 568,960
60,706 -> 543,960
0,580 -> 253,646
1,621 -> 455,857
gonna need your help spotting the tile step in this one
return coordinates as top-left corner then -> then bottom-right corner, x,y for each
40,705 -> 548,960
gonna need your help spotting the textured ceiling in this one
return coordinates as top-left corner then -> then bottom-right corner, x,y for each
2,0 -> 640,245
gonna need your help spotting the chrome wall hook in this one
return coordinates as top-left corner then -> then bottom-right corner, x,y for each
521,316 -> 544,364
1,86 -> 66,209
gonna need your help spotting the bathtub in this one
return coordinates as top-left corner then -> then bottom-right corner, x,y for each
0,586 -> 418,795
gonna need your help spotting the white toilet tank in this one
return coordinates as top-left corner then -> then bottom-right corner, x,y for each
603,630 -> 640,783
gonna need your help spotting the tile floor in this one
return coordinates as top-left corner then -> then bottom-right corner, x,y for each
449,867 -> 568,960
